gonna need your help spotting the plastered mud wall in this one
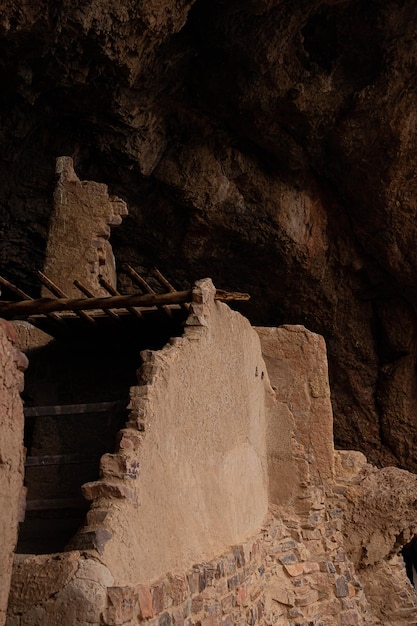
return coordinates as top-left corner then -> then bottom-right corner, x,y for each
0,321 -> 27,626
256,326 -> 335,490
78,278 -> 272,584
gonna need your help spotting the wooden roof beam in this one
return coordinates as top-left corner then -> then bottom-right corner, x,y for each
73,279 -> 120,323
38,271 -> 96,325
0,274 -> 65,326
153,268 -> 189,312
0,288 -> 249,319
98,275 -> 144,320
123,264 -> 173,318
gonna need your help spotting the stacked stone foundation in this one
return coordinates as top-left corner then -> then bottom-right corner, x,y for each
6,502 -> 371,626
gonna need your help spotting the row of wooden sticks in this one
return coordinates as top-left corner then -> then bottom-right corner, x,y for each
0,265 -> 249,321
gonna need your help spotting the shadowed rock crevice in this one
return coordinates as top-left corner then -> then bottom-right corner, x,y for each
302,2 -> 384,88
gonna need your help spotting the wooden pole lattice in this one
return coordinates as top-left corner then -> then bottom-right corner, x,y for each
0,269 -> 249,321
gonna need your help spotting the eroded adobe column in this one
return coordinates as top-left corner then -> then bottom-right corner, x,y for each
256,325 -> 335,491
42,157 -> 128,298
0,320 -> 27,626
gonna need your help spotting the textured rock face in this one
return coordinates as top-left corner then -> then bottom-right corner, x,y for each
332,450 -> 417,625
8,553 -> 113,626
2,1 -> 417,468
342,464 -> 417,571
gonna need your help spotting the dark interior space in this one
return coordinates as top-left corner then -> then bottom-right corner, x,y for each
16,309 -> 187,554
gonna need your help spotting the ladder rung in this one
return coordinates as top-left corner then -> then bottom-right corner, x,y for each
25,498 -> 88,511
24,401 -> 126,418
25,454 -> 100,467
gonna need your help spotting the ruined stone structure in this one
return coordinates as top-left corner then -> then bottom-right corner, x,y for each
4,0 -> 417,620
3,164 -> 417,626
2,283 -> 417,625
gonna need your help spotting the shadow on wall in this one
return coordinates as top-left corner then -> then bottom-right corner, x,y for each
16,311 -> 187,554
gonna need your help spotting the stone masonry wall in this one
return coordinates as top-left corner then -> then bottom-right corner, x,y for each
5,505 -> 373,626
11,450 -> 413,626
0,320 -> 27,626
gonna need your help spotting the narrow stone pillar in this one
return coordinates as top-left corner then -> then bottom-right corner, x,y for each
42,157 -> 128,298
256,325 -> 335,489
0,320 -> 27,626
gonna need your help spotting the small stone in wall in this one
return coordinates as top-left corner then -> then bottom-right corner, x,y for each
171,608 -> 184,626
167,573 -> 188,605
321,561 -> 336,574
269,587 -> 295,607
81,479 -> 136,502
104,586 -> 137,625
232,545 -> 245,568
158,611 -> 172,626
339,609 -> 360,625
186,570 -> 200,595
151,580 -> 166,615
278,539 -> 297,552
190,594 -> 204,614
69,529 -> 112,555
294,588 -> 319,606
283,563 -> 304,577
302,561 -> 320,574
227,574 -> 239,590
235,585 -> 247,607
335,576 -> 349,598
278,552 -> 298,565
137,585 -> 154,620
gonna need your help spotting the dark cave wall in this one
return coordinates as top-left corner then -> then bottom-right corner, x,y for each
2,0 -> 417,469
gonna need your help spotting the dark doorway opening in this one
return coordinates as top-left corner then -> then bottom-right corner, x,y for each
16,309 -> 187,554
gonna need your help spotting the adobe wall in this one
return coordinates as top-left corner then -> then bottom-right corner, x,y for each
256,326 -> 335,490
79,278 -> 271,584
0,321 -> 27,626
